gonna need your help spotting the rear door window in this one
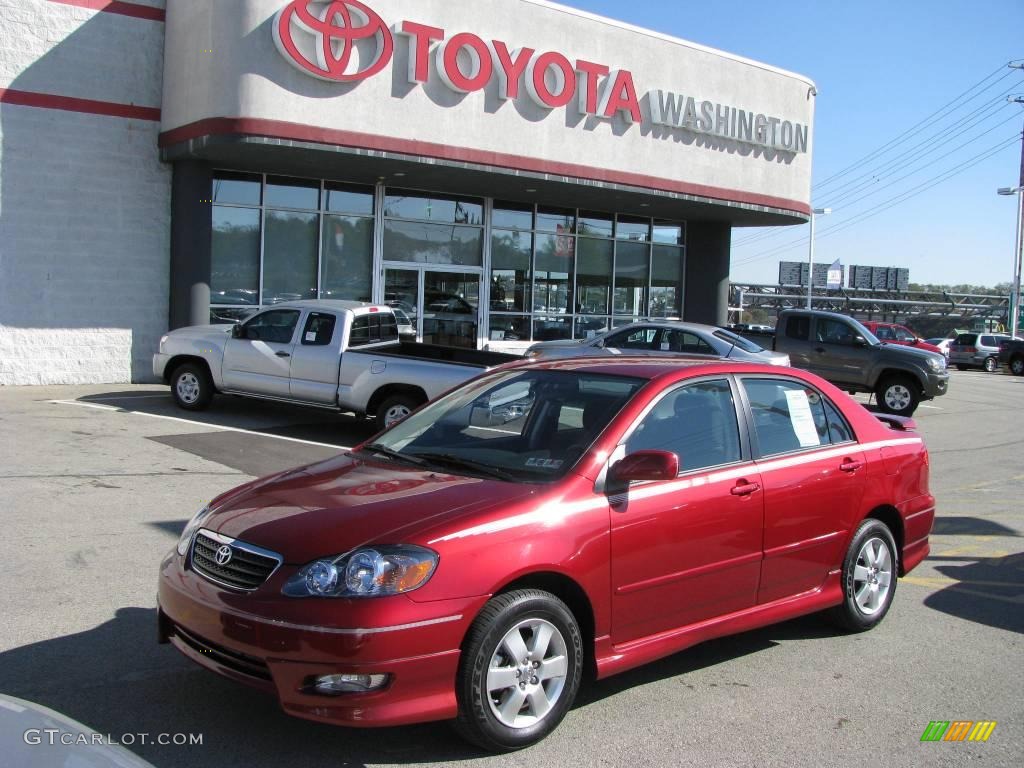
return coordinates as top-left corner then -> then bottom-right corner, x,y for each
741,378 -> 850,455
785,316 -> 810,341
301,312 -> 337,346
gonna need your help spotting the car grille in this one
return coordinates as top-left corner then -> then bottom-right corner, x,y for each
190,530 -> 281,591
170,623 -> 272,681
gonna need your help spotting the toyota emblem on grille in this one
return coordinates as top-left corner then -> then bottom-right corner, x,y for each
215,545 -> 233,566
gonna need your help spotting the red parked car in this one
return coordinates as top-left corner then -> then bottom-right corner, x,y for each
157,358 -> 934,751
861,321 -> 943,355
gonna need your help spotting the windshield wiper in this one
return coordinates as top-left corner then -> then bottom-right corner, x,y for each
409,452 -> 518,481
359,443 -> 428,467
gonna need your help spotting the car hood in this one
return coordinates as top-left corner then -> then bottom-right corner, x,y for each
878,342 -> 943,362
528,339 -> 590,351
205,454 -> 541,563
168,324 -> 234,338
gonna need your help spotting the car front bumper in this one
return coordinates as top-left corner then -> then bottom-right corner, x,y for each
157,551 -> 485,727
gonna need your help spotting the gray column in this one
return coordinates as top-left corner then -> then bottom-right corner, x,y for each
169,160 -> 212,329
683,221 -> 731,326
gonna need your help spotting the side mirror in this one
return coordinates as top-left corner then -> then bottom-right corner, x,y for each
231,324 -> 245,339
594,338 -> 604,348
853,335 -> 867,347
911,338 -> 920,345
608,450 -> 679,485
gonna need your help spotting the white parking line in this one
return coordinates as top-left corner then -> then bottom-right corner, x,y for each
918,404 -> 943,410
50,400 -> 351,451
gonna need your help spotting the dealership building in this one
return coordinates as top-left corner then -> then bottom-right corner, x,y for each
0,0 -> 814,385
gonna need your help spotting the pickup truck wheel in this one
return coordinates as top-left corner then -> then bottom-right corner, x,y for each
826,518 -> 898,632
875,375 -> 919,416
1010,356 -> 1024,376
454,589 -> 582,751
171,363 -> 213,411
983,356 -> 999,373
376,394 -> 421,431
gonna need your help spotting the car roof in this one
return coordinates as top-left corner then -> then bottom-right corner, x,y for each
506,354 -> 792,383
265,299 -> 377,312
606,319 -> 732,335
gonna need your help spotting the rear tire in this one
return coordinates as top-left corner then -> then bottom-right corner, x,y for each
983,356 -> 998,373
375,393 -> 422,431
875,375 -> 919,416
454,590 -> 583,752
1010,356 -> 1024,376
170,363 -> 213,411
827,519 -> 898,632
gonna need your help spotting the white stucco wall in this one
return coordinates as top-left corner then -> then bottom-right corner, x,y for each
161,0 -> 814,214
0,0 -> 170,385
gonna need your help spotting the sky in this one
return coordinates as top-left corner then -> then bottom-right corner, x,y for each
571,0 -> 1024,289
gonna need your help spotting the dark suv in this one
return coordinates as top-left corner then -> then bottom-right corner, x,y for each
773,309 -> 949,416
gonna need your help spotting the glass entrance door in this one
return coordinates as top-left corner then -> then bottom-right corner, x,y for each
383,268 -> 480,349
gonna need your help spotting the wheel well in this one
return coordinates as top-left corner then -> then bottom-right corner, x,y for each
877,369 -> 923,393
163,355 -> 212,385
484,572 -> 597,682
866,505 -> 906,575
366,384 -> 428,417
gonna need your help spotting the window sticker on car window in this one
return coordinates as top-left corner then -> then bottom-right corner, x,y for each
305,331 -> 317,342
660,342 -> 670,350
784,389 -> 821,448
525,457 -> 563,469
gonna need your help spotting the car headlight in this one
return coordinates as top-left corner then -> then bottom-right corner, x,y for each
926,355 -> 946,373
176,505 -> 212,556
283,545 -> 438,598
159,334 -> 169,352
524,349 -> 541,359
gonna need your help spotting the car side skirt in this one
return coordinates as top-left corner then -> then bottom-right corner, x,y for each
594,572 -> 843,679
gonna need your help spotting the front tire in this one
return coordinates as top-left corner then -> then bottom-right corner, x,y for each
984,356 -> 999,373
454,590 -> 583,752
875,375 -> 920,416
827,519 -> 898,632
170,363 -> 213,411
1010,356 -> 1024,376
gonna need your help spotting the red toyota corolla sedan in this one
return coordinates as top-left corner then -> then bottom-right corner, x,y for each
157,358 -> 934,751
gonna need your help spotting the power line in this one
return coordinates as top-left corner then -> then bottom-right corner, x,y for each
819,92 -> 1018,207
732,134 -> 1020,267
731,68 -> 1023,250
812,64 -> 1015,192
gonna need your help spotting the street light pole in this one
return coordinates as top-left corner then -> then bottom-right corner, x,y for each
999,185 -> 1024,335
999,86 -> 1024,335
806,207 -> 832,309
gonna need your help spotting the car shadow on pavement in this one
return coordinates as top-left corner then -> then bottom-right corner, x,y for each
575,613 -> 837,707
0,608 -> 485,767
930,516 -> 1021,536
74,391 -> 379,450
923,553 -> 1024,635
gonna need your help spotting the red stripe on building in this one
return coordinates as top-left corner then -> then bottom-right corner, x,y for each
47,0 -> 166,22
159,117 -> 812,217
0,88 -> 161,121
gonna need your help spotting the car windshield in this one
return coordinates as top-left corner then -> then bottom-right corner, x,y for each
846,317 -> 881,345
712,329 -> 763,353
361,369 -> 646,481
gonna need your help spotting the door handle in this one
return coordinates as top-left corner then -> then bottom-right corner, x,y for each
275,351 -> 291,358
730,480 -> 761,496
840,458 -> 863,473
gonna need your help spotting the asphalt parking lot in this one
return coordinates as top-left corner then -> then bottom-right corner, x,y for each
1,370 -> 1022,767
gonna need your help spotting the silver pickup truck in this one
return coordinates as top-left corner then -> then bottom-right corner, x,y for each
153,300 -> 520,429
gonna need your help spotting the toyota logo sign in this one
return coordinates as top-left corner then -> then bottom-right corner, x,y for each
273,0 -> 393,82
215,545 -> 233,566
